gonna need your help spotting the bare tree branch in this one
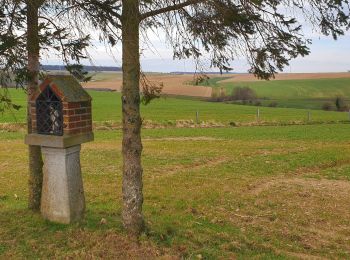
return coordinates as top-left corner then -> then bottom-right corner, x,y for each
140,0 -> 205,20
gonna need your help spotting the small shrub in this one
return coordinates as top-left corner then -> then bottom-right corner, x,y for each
231,86 -> 257,101
268,101 -> 278,107
209,88 -> 225,102
322,102 -> 333,111
229,121 -> 237,127
193,74 -> 210,85
335,96 -> 349,111
254,100 -> 262,106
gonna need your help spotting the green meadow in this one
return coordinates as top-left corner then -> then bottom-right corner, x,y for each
205,77 -> 350,110
1,125 -> 350,258
1,88 -> 349,125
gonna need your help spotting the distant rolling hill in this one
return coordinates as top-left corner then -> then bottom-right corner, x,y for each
205,75 -> 350,110
41,65 -> 122,72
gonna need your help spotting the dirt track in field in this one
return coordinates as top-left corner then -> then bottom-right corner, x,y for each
82,72 -> 350,98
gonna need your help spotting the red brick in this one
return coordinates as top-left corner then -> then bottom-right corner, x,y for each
69,115 -> 81,122
68,128 -> 81,134
67,103 -> 81,109
63,109 -> 75,116
49,83 -> 64,99
39,79 -> 52,92
80,101 -> 90,107
81,114 -> 91,120
75,108 -> 87,114
67,122 -> 76,129
77,121 -> 87,127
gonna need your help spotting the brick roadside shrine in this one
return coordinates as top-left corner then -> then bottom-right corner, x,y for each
25,74 -> 93,224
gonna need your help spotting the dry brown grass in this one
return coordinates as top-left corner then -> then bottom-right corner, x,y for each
243,176 -> 350,257
0,229 -> 177,259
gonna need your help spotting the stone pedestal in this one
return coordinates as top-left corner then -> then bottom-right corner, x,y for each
41,145 -> 85,224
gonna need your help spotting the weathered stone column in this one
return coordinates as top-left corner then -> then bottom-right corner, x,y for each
41,145 -> 85,224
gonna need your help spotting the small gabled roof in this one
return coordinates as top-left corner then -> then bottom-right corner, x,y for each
32,74 -> 91,102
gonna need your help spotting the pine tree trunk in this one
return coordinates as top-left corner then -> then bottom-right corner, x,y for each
121,0 -> 144,235
27,0 -> 43,211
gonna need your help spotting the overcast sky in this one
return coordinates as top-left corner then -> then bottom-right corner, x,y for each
42,30 -> 350,73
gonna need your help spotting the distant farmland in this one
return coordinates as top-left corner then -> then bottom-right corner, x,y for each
200,73 -> 350,110
3,72 -> 350,125
81,72 -> 350,110
83,72 -> 214,97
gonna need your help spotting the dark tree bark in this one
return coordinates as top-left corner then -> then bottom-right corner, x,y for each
27,0 -> 44,211
121,0 -> 145,235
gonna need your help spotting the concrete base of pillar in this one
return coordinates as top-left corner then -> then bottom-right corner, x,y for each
41,145 -> 85,224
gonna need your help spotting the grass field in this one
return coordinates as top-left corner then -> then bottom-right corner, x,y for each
1,76 -> 350,258
1,124 -> 350,258
1,88 -> 349,125
203,77 -> 350,110
89,71 -> 123,82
